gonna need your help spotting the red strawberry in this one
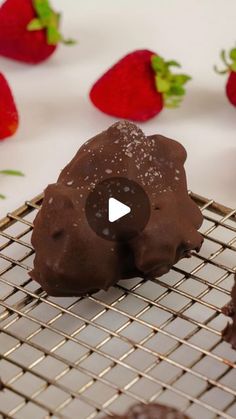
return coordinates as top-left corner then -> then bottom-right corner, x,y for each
215,47 -> 236,106
0,73 -> 19,140
90,49 -> 191,122
0,0 -> 75,64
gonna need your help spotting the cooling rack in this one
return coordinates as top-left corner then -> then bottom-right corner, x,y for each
0,192 -> 235,419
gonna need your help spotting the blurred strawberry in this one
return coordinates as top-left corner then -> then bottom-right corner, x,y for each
90,49 -> 191,122
0,0 -> 75,64
0,73 -> 18,140
215,46 -> 236,107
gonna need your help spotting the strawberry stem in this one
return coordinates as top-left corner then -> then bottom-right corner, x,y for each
0,170 -> 24,176
0,170 -> 24,199
215,47 -> 236,74
151,55 -> 191,108
27,0 -> 76,46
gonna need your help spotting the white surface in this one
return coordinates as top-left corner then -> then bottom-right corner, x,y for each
0,0 -> 236,217
109,198 -> 131,223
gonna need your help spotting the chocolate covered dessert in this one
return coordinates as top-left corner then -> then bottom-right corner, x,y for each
222,275 -> 236,349
103,402 -> 189,419
31,121 -> 203,296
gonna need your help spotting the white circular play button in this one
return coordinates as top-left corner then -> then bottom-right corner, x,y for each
85,177 -> 150,241
108,198 -> 131,223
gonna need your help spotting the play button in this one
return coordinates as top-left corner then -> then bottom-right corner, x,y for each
85,177 -> 150,241
108,198 -> 131,222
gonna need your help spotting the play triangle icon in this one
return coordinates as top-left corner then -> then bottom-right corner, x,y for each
108,198 -> 131,223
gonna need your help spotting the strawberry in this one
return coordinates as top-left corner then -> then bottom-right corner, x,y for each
89,49 -> 191,122
0,0 -> 74,64
0,73 -> 19,140
215,47 -> 236,107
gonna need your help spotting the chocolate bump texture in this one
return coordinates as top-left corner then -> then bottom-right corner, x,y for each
31,121 -> 203,296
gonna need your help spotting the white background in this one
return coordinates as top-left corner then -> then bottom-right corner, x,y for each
0,0 -> 236,217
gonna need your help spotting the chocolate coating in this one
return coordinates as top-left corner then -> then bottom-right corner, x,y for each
31,121 -> 203,296
103,403 -> 189,419
222,275 -> 236,349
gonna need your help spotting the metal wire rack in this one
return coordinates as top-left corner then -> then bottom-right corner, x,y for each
0,192 -> 235,419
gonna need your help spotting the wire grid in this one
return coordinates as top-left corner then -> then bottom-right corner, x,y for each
0,192 -> 235,419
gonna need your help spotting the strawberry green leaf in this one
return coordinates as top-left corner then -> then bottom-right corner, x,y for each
0,170 -> 24,199
47,26 -> 62,45
165,97 -> 182,108
166,60 -> 181,68
230,63 -> 236,73
231,62 -> 236,72
215,46 -> 236,74
151,56 -> 165,72
230,48 -> 236,60
221,50 -> 230,67
173,74 -> 191,84
62,38 -> 77,45
27,0 -> 76,46
214,65 -> 228,74
169,85 -> 186,96
33,0 -> 52,23
27,18 -> 44,31
0,170 -> 24,176
156,77 -> 171,93
151,54 -> 191,108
